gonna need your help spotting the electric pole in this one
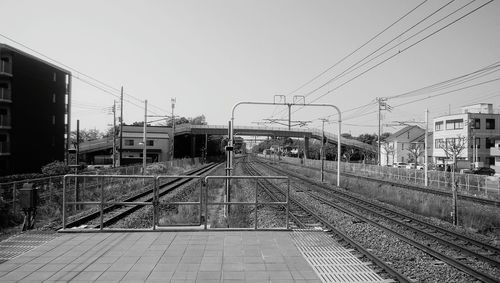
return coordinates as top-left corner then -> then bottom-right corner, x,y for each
171,98 -> 176,161
143,99 -> 147,174
119,87 -> 124,166
377,97 -> 389,166
112,101 -> 116,168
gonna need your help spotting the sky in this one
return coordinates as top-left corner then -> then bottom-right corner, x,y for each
1,0 -> 499,136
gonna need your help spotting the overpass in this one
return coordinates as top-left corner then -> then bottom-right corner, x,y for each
175,124 -> 375,152
79,124 -> 376,157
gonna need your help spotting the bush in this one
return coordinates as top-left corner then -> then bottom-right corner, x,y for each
41,161 -> 71,176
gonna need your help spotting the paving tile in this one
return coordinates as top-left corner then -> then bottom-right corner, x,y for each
222,271 -> 244,280
269,270 -> 293,280
172,271 -> 197,280
180,256 -> 203,264
0,270 -> 31,281
71,271 -> 105,281
107,262 -> 135,272
199,264 -> 221,271
153,263 -> 178,272
121,271 -> 151,281
196,271 -> 221,280
175,263 -> 200,272
222,262 -> 244,271
147,271 -> 173,280
266,263 -> 289,271
244,271 -> 269,280
84,263 -> 111,272
243,263 -> 266,271
95,271 -> 127,281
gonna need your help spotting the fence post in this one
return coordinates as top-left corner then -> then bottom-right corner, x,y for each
255,179 -> 258,230
12,182 -> 16,213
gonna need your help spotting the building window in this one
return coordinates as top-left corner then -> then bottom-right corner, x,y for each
486,119 -> 495,129
52,115 -> 56,125
52,93 -> 56,103
53,72 -> 57,82
446,119 -> 463,130
473,118 -> 480,129
435,139 -> 444,149
446,138 -> 459,147
435,121 -> 443,131
125,139 -> 134,146
146,140 -> 154,146
486,138 -> 495,149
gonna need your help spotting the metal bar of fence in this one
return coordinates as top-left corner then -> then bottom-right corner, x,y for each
255,179 -> 258,230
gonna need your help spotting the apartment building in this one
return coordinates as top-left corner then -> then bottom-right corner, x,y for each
0,44 -> 71,175
433,103 -> 500,166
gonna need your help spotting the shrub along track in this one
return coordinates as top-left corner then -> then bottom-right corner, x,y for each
60,162 -> 221,230
278,158 -> 500,207
254,156 -> 500,282
241,156 -> 410,283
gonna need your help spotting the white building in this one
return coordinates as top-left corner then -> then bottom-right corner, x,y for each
121,125 -> 171,164
381,125 -> 432,166
433,103 -> 500,167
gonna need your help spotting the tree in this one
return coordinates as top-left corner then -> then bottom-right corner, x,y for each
407,143 -> 425,167
190,115 -> 207,125
381,142 -> 395,165
69,128 -> 105,148
439,135 -> 468,225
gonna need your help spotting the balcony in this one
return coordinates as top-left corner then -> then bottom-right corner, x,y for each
0,88 -> 11,102
490,146 -> 500,157
0,116 -> 11,129
0,141 -> 10,155
0,60 -> 12,77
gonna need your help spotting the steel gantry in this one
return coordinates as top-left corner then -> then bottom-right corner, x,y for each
228,98 -> 342,190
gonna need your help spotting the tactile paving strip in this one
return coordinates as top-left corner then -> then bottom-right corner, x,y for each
292,230 -> 389,283
0,231 -> 59,263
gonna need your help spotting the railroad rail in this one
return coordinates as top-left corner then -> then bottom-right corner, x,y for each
276,157 -> 500,207
242,157 -> 410,283
61,162 -> 221,230
257,157 -> 500,282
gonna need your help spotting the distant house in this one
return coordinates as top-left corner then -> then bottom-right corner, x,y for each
381,125 -> 433,166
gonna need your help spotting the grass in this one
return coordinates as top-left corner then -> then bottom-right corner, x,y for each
280,162 -> 500,237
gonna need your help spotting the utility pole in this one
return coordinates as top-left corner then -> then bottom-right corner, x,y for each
377,97 -> 389,166
143,100 -> 147,174
119,87 -> 124,166
320,119 -> 327,182
75,119 -> 80,210
424,109 -> 428,187
112,101 -> 116,168
171,98 -> 176,161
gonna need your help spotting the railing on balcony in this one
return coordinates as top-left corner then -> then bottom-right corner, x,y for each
0,60 -> 12,75
0,88 -> 11,102
0,141 -> 10,154
0,115 -> 11,128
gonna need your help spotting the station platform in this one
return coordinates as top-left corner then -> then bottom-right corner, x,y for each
0,230 -> 387,283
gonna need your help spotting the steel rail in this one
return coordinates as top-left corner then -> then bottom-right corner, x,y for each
62,162 -> 220,229
258,158 -> 500,282
247,156 -> 410,283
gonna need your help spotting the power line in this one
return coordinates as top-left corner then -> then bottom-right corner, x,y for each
285,0 -> 428,98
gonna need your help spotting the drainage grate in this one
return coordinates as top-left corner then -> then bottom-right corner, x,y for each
292,230 -> 389,283
0,231 -> 59,263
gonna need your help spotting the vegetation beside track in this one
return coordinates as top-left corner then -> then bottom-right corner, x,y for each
278,160 -> 500,238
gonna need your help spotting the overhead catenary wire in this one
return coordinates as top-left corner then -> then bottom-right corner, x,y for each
273,0 -> 492,122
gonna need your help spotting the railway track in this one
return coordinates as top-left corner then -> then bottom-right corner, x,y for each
241,157 -> 411,283
63,162 -> 221,229
256,157 -> 500,282
278,158 -> 500,207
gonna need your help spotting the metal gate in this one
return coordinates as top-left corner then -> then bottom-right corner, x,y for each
60,174 -> 289,232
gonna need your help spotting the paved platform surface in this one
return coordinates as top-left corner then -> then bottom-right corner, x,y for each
0,231 -> 323,282
0,230 -> 389,283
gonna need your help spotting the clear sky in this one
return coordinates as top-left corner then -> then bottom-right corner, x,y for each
1,0 -> 499,136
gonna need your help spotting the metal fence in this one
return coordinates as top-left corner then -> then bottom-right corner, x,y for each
259,154 -> 500,200
0,158 -> 201,223
60,174 -> 289,231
